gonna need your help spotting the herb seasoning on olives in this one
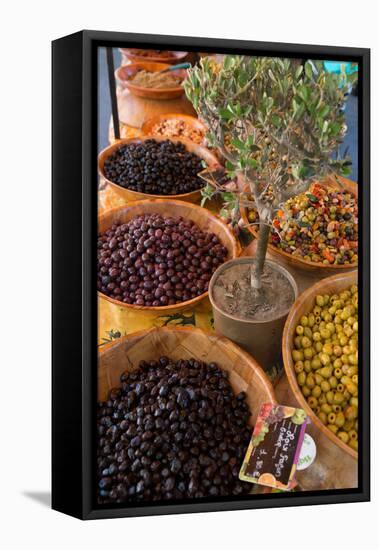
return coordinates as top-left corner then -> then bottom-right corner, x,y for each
97,357 -> 252,503
97,213 -> 228,306
104,139 -> 205,196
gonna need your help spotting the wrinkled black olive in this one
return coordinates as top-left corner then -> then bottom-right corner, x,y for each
97,357 -> 252,504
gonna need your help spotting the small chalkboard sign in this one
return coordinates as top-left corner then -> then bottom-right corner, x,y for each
239,403 -> 309,491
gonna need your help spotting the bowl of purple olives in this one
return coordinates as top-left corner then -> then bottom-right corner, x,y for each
97,326 -> 276,504
98,136 -> 220,204
97,199 -> 239,312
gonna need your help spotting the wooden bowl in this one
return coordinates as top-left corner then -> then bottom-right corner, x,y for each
240,177 -> 358,274
115,62 -> 187,100
98,136 -> 220,204
98,199 -> 240,313
119,49 -> 188,65
282,271 -> 358,460
98,327 -> 276,426
142,113 -> 207,145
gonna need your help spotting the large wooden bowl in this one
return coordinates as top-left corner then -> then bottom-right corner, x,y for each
240,176 -> 358,274
119,49 -> 188,65
98,199 -> 240,313
115,62 -> 187,100
98,327 -> 276,427
142,113 -> 207,145
282,271 -> 358,461
98,136 -> 220,204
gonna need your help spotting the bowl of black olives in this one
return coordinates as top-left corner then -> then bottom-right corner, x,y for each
98,136 -> 220,204
97,199 -> 239,312
97,326 -> 276,504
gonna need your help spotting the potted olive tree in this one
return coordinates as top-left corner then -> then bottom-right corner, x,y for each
184,56 -> 353,368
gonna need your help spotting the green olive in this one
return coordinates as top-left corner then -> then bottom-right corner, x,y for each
292,349 -> 304,362
296,325 -> 304,336
349,439 -> 358,451
300,315 -> 309,327
320,366 -> 333,378
335,412 -> 345,427
294,361 -> 304,374
306,373 -> 315,389
301,336 -> 312,349
345,405 -> 358,420
297,372 -> 306,386
302,386 -> 311,397
348,429 -> 358,441
328,424 -> 338,434
320,380 -> 330,393
338,431 -> 349,444
307,396 -> 318,409
316,295 -> 325,307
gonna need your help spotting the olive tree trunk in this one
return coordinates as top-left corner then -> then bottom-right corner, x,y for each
250,222 -> 270,290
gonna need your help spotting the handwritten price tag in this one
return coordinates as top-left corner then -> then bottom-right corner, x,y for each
239,403 -> 310,491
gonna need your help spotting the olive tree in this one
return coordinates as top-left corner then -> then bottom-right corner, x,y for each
184,56 -> 355,290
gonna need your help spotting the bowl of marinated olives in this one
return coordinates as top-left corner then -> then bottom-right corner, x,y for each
241,178 -> 358,273
282,271 -> 358,459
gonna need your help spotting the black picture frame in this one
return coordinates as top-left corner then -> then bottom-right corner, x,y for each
52,30 -> 370,520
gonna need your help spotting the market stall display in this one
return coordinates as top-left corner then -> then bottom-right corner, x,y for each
97,50 -> 360,498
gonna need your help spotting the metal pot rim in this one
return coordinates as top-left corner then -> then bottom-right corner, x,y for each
208,257 -> 299,325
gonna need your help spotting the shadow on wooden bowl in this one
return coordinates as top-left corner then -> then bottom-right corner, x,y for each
98,326 -> 276,426
141,113 -> 207,145
119,49 -> 188,65
115,62 -> 187,100
98,136 -> 220,204
282,271 -> 358,460
98,199 -> 240,314
240,176 -> 358,274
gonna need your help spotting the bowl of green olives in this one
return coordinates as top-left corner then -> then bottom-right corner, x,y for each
282,271 -> 358,460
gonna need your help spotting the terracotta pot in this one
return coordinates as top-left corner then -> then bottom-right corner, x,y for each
240,176 -> 358,274
98,135 -> 220,204
115,62 -> 187,100
98,326 -> 276,426
119,49 -> 188,65
98,199 -> 240,314
209,258 -> 298,371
